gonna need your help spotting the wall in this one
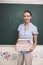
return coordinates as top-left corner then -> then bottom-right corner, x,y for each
0,45 -> 43,65
0,4 -> 43,45
0,0 -> 43,4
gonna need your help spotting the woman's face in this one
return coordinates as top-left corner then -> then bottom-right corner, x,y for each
23,12 -> 32,23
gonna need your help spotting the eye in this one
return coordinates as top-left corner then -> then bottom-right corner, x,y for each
27,15 -> 29,17
24,15 -> 26,17
24,15 -> 30,17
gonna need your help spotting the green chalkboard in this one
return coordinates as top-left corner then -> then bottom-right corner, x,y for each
0,4 -> 43,45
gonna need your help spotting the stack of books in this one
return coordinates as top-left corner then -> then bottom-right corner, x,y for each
16,39 -> 32,51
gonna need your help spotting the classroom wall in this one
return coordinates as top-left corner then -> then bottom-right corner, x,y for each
0,4 -> 43,45
0,45 -> 43,65
0,0 -> 43,4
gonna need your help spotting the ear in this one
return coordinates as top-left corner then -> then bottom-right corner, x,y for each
30,16 -> 32,19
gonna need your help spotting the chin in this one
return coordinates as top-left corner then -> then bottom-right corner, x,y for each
25,21 -> 29,23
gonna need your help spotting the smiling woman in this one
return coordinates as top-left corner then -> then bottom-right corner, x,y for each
15,10 -> 39,65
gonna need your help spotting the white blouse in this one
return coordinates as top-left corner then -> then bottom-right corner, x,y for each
17,23 -> 39,45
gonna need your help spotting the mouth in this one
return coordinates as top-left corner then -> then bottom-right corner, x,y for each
25,19 -> 28,21
25,19 -> 29,21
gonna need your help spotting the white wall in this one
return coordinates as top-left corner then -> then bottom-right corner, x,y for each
0,45 -> 43,65
0,0 -> 43,4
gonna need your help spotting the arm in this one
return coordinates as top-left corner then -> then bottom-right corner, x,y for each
30,34 -> 38,51
33,34 -> 38,48
16,31 -> 20,44
15,32 -> 20,50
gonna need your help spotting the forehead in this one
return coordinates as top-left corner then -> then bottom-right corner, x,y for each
24,12 -> 30,15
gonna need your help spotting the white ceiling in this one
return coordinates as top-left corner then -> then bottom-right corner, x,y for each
0,0 -> 43,4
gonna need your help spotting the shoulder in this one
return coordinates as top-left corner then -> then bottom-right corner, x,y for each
18,23 -> 24,27
17,23 -> 24,31
18,23 -> 24,29
31,23 -> 39,34
30,23 -> 37,29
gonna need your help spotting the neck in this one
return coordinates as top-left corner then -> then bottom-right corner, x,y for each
24,22 -> 30,26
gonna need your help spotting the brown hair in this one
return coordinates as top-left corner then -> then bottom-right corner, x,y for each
24,10 -> 32,16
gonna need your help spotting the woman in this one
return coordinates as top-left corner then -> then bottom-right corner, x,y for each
16,10 -> 38,65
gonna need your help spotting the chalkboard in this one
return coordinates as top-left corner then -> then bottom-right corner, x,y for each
0,4 -> 43,45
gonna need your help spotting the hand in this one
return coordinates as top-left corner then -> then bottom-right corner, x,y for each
29,47 -> 34,52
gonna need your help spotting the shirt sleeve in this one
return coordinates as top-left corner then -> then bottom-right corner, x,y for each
32,26 -> 39,34
17,24 -> 21,31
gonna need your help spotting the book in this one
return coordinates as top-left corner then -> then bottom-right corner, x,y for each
16,39 -> 32,51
